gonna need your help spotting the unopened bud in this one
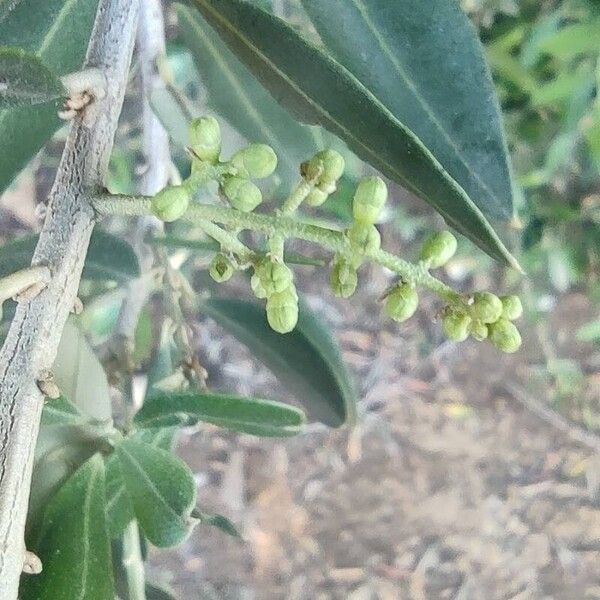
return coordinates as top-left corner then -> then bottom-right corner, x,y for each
221,176 -> 263,212
151,185 -> 191,222
305,188 -> 329,207
266,286 -> 299,334
470,292 -> 503,324
352,176 -> 387,225
470,320 -> 489,341
209,253 -> 234,283
347,222 -> 381,255
189,116 -> 221,163
420,231 -> 457,269
303,149 -> 345,186
384,284 -> 418,323
489,318 -> 522,353
251,273 -> 268,299
443,311 -> 472,342
330,256 -> 358,298
500,295 -> 523,321
231,144 -> 277,179
256,260 -> 293,295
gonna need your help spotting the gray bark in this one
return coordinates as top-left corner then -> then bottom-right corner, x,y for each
0,0 -> 139,596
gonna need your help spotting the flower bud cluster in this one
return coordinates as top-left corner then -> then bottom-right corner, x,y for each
148,115 -> 525,352
442,292 -> 522,353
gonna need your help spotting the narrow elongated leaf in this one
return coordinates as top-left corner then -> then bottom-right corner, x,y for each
54,318 -> 112,422
0,0 -> 100,192
177,5 -> 319,183
301,0 -> 514,221
200,297 -> 356,427
184,0 -> 519,269
21,455 -> 114,600
0,228 -> 140,282
135,391 -> 306,437
0,46 -> 63,108
116,439 -> 196,548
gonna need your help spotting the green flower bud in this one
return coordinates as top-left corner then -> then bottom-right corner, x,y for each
500,295 -> 523,321
443,311 -> 472,342
347,222 -> 381,255
221,176 -> 263,212
256,260 -> 294,295
251,273 -> 268,299
305,188 -> 329,207
189,116 -> 221,163
420,231 -> 457,269
330,256 -> 358,298
470,320 -> 489,341
384,284 -> 418,323
151,185 -> 191,222
303,149 -> 345,185
209,253 -> 234,283
231,144 -> 277,179
352,176 -> 388,225
266,287 -> 299,334
469,292 -> 503,324
489,318 -> 522,353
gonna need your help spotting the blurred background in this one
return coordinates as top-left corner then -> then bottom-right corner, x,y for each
3,0 -> 600,598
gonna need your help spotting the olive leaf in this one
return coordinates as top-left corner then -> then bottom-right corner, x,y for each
182,0 -> 519,269
0,228 -> 140,283
21,455 -> 114,600
301,0 -> 514,222
201,297 -> 356,427
115,439 -> 197,548
135,391 -> 306,437
0,46 -> 64,108
177,4 -> 320,185
105,428 -> 177,539
0,0 -> 100,192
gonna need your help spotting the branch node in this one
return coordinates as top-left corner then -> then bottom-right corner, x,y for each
71,297 -> 84,315
36,370 -> 61,400
22,550 -> 42,575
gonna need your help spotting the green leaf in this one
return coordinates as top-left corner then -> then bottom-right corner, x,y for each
301,0 -> 514,222
0,0 -> 100,192
135,391 -> 306,437
183,0 -> 519,269
104,452 -> 134,539
54,318 -> 112,422
0,46 -> 63,108
0,228 -> 140,282
200,297 -> 356,427
21,455 -> 114,600
192,509 -> 242,538
177,5 -> 320,185
105,428 -> 178,539
116,439 -> 197,547
40,396 -> 82,426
